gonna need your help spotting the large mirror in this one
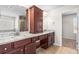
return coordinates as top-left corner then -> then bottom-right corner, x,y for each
19,16 -> 28,31
0,5 -> 28,33
0,15 -> 15,32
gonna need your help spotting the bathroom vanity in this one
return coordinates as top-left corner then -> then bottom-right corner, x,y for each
0,5 -> 55,54
0,31 -> 54,54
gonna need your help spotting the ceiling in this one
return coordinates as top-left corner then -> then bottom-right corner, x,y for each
0,5 -> 79,16
0,5 -> 26,16
24,5 -> 64,11
36,5 -> 64,11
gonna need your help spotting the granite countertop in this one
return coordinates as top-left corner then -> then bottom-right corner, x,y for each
0,30 -> 54,45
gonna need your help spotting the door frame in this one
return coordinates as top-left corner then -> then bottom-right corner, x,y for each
62,13 -> 78,53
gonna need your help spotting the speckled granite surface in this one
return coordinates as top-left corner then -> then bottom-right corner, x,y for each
0,30 -> 54,45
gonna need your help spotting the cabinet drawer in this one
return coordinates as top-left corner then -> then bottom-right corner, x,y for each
13,39 -> 31,48
39,34 -> 47,40
25,43 -> 36,54
0,43 -> 12,53
32,37 -> 40,48
32,37 -> 38,42
6,48 -> 24,54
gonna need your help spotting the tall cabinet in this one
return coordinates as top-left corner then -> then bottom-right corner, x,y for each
27,5 -> 43,33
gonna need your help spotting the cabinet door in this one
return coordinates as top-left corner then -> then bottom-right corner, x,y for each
14,39 -> 31,48
35,9 -> 43,33
0,43 -> 12,54
6,48 -> 24,54
48,34 -> 52,46
40,35 -> 48,49
48,32 -> 55,46
25,43 -> 36,54
29,5 -> 43,33
40,39 -> 48,49
31,37 -> 40,48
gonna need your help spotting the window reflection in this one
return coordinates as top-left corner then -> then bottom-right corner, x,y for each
19,16 -> 27,31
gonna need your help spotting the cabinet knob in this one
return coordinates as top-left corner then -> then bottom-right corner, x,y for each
4,48 -> 7,51
25,48 -> 27,50
21,49 -> 23,51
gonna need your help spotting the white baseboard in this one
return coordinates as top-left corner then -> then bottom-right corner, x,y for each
53,42 -> 62,46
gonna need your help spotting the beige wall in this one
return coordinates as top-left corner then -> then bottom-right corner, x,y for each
46,6 -> 79,46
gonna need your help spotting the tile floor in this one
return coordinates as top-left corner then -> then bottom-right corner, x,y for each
36,45 -> 77,54
62,38 -> 76,49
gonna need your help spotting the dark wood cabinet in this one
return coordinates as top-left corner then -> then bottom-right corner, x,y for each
0,32 -> 55,54
13,39 -> 31,48
6,48 -> 24,54
31,37 -> 40,48
0,43 -> 13,54
48,34 -> 52,47
31,37 -> 38,42
40,34 -> 48,49
24,43 -> 36,54
40,32 -> 55,49
48,32 -> 54,47
27,5 -> 43,33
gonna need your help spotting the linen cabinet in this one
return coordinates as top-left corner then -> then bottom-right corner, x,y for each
27,5 -> 43,33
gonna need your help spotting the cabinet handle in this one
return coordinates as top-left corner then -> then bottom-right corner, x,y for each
4,48 -> 7,51
36,40 -> 40,43
21,49 -> 23,51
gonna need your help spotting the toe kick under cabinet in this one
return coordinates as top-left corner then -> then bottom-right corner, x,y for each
0,32 -> 55,54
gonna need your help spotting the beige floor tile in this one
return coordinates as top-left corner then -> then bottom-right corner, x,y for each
36,45 -> 77,54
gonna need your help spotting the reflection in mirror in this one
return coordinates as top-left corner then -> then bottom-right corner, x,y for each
0,15 -> 15,37
0,15 -> 15,32
19,16 -> 27,31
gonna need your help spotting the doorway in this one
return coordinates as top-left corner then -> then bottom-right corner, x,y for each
62,13 -> 77,51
